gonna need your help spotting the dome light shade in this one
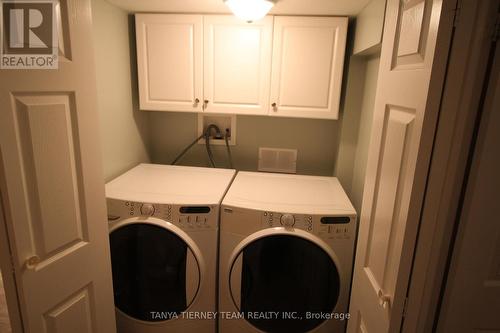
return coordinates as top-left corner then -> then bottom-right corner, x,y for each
224,0 -> 275,23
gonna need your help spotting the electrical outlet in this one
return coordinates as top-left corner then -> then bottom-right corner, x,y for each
197,113 -> 236,146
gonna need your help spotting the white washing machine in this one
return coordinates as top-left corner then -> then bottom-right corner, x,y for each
219,172 -> 357,333
105,164 -> 236,333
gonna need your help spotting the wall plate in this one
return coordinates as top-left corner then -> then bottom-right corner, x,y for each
197,113 -> 236,146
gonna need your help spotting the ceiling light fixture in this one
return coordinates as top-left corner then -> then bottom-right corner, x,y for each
224,0 -> 275,23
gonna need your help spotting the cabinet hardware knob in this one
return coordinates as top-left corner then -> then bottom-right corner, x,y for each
194,98 -> 200,104
271,102 -> 277,111
204,100 -> 209,104
377,289 -> 391,309
25,255 -> 40,270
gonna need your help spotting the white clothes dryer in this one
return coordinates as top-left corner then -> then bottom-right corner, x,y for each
105,164 -> 235,333
219,172 -> 357,333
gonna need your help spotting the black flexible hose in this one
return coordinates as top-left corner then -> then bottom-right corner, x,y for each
171,124 -> 234,168
171,133 -> 205,165
205,131 -> 216,167
225,129 -> 233,169
204,124 -> 221,167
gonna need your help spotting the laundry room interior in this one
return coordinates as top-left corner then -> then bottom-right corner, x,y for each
92,0 -> 383,212
90,0 -> 383,331
5,0 -> 493,332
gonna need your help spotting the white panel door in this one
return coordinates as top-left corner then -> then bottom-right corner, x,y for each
0,0 -> 116,332
348,0 -> 444,332
136,14 -> 203,112
203,15 -> 272,115
270,16 -> 347,119
437,41 -> 500,333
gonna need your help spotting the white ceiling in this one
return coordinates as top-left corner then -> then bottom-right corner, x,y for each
106,0 -> 372,16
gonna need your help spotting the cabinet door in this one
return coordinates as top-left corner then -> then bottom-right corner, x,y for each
136,14 -> 203,112
270,17 -> 348,119
204,15 -> 272,115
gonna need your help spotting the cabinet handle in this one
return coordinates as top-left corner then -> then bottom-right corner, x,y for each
194,98 -> 200,105
271,102 -> 277,111
204,99 -> 209,105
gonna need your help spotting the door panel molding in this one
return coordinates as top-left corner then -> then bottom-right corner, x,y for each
392,0 -> 434,69
364,105 -> 415,299
12,93 -> 89,258
44,285 -> 94,333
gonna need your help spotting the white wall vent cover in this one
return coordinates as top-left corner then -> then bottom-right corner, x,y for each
258,147 -> 297,174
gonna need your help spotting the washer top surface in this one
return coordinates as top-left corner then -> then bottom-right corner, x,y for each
222,171 -> 356,215
105,163 -> 236,205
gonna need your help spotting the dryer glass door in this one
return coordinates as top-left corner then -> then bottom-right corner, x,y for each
110,223 -> 200,322
230,235 -> 340,333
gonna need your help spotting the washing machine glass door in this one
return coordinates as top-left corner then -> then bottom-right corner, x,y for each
229,231 -> 340,333
109,220 -> 201,322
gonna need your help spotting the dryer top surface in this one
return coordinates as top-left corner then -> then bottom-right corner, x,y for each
106,163 -> 236,205
222,171 -> 356,215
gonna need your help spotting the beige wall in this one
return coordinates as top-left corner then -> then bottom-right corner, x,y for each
92,0 -> 150,182
353,0 -> 386,55
334,56 -> 368,192
149,112 -> 340,176
335,55 -> 380,212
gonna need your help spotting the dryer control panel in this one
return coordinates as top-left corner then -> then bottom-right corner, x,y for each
261,211 -> 356,240
107,199 -> 218,231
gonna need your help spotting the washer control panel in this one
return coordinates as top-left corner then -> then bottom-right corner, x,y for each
261,211 -> 356,240
261,212 -> 314,231
107,199 -> 217,231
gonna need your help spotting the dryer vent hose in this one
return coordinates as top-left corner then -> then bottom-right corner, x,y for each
171,124 -> 233,168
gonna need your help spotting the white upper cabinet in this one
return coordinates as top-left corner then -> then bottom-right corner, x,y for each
135,14 -> 348,120
136,14 -> 203,112
270,16 -> 348,119
203,16 -> 273,115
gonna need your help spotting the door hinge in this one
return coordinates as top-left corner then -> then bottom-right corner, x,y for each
453,1 -> 462,28
10,255 -> 16,274
493,13 -> 500,42
402,297 -> 409,317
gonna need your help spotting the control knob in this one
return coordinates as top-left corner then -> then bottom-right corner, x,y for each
140,203 -> 155,216
280,214 -> 295,227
